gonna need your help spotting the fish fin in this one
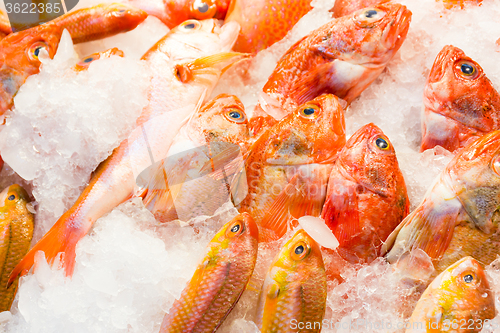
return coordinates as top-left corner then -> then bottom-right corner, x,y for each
175,52 -> 249,84
199,143 -> 243,176
142,158 -> 192,220
286,63 -> 337,105
321,180 -> 361,247
260,174 -> 320,239
8,217 -> 81,285
384,198 -> 460,263
259,227 -> 281,243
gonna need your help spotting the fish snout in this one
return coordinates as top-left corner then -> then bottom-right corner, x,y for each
382,4 -> 411,51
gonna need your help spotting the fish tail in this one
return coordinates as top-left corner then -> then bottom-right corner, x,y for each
8,217 -> 83,286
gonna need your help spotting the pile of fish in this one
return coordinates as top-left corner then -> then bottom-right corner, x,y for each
0,0 -> 499,332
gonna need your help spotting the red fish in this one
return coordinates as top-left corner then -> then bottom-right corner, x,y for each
8,19 -> 243,281
224,0 -> 312,53
128,0 -> 231,29
73,48 -> 125,72
160,213 -> 258,333
0,22 -> 62,116
330,0 -> 387,18
384,130 -> 500,277
50,3 -> 148,44
421,45 -> 500,153
259,2 -> 412,119
142,94 -> 252,222
238,94 -> 346,241
256,229 -> 327,332
321,123 -> 409,264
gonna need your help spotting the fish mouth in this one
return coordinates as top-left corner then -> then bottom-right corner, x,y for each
381,4 -> 411,51
0,186 -> 8,208
218,21 -> 240,51
427,45 -> 463,84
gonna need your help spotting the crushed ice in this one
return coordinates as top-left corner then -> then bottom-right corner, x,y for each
1,0 -> 500,332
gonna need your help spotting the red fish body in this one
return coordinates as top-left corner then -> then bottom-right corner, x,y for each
421,45 -> 500,153
0,22 -> 62,116
9,19 -> 243,281
385,131 -> 500,277
321,123 -> 409,264
259,3 -> 412,119
142,94 -> 252,222
256,229 -> 327,332
406,257 -> 495,333
224,0 -> 312,53
128,0 -> 231,29
238,94 -> 346,241
160,213 -> 258,333
50,3 -> 148,44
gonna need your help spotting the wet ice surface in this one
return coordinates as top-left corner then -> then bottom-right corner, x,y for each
1,0 -> 500,332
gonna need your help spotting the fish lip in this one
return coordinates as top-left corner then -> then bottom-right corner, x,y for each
0,186 -> 8,208
218,21 -> 240,50
381,4 -> 411,51
427,45 -> 462,84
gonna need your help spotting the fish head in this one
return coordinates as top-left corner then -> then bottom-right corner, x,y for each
445,131 -> 500,234
265,94 -> 346,165
338,123 -> 406,198
317,2 -> 411,67
422,45 -> 500,151
143,19 -> 240,60
188,94 -> 251,146
0,184 -> 31,211
270,229 -> 325,284
103,3 -> 148,29
208,213 -> 259,256
425,257 -> 494,320
0,23 -> 62,77
162,0 -> 231,29
74,48 -> 125,72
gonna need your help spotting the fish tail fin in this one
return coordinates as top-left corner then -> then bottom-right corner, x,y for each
8,217 -> 83,286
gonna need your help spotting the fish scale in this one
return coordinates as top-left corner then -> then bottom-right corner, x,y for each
160,213 -> 258,333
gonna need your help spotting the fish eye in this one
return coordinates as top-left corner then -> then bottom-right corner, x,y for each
180,20 -> 202,31
83,56 -> 96,63
454,60 -> 480,80
191,0 -> 217,19
8,194 -> 15,201
375,137 -> 389,150
27,42 -> 49,62
225,220 -> 244,238
298,104 -> 320,119
224,107 -> 247,124
355,8 -> 386,28
460,270 -> 479,287
290,241 -> 310,260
